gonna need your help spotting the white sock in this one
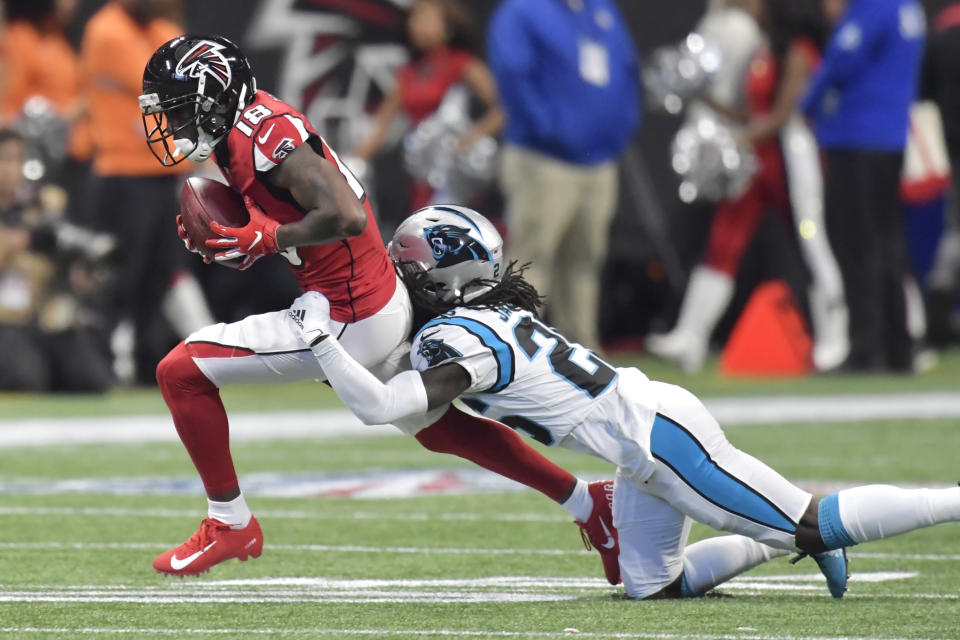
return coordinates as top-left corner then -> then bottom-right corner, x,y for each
820,485 -> 960,548
561,479 -> 593,522
681,535 -> 789,597
208,492 -> 253,530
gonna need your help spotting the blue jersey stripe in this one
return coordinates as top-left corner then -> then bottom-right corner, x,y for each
650,414 -> 797,534
419,316 -> 515,392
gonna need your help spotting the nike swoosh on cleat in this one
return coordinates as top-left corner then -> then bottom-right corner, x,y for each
599,519 -> 616,550
170,541 -> 217,570
257,124 -> 275,144
246,231 -> 263,251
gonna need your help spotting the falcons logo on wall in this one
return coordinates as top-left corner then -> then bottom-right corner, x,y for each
175,41 -> 233,90
246,0 -> 411,148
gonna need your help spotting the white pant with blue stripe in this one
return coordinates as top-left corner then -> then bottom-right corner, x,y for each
597,381 -> 812,599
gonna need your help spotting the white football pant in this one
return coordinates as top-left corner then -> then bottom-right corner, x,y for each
562,379 -> 812,599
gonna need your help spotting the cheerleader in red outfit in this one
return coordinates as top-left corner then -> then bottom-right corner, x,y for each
648,0 -> 848,373
353,0 -> 504,210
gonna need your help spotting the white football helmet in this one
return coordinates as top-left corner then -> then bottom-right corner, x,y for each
389,205 -> 503,304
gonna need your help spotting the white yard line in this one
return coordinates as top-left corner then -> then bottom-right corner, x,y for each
0,628 -> 926,640
0,541 -> 589,555
0,594 -> 577,604
6,573 -> 916,592
849,551 -> 960,561
2,392 -> 959,449
0,505 -> 569,522
0,571 -> 944,607
0,541 -> 957,563
0,474 -> 950,499
0,591 -> 952,606
0,410 -> 391,449
701,391 -> 960,425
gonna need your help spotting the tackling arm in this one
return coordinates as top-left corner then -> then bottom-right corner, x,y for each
287,291 -> 470,425
310,336 -> 471,425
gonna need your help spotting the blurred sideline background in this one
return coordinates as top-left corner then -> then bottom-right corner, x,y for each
0,0 -> 956,392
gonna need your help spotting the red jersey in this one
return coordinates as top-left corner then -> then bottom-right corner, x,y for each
743,37 -> 821,168
215,91 -> 395,323
745,37 -> 820,118
397,47 -> 473,124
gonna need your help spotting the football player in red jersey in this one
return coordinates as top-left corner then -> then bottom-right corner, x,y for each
138,35 -> 619,581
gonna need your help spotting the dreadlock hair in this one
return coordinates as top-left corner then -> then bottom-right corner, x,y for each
463,261 -> 543,313
402,260 -> 543,333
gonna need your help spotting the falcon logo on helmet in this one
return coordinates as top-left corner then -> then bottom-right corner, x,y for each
425,224 -> 493,268
140,35 -> 256,167
175,41 -> 233,91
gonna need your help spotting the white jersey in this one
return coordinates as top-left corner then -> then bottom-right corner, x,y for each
409,305 -> 641,447
405,304 -> 816,601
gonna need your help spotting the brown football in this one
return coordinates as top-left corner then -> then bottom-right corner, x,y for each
180,177 -> 249,268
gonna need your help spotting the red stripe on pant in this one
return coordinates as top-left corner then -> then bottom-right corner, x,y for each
184,341 -> 257,359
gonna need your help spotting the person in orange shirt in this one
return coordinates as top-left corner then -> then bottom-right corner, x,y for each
0,0 -> 91,186
1,0 -> 82,122
81,0 -> 212,385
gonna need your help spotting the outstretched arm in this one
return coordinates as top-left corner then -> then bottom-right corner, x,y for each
288,292 -> 470,425
312,336 -> 470,425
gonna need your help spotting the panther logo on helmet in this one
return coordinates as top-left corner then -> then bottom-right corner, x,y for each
175,41 -> 233,91
424,224 -> 492,269
417,333 -> 462,367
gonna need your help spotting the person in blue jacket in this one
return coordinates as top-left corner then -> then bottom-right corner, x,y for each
801,0 -> 925,371
487,0 -> 640,350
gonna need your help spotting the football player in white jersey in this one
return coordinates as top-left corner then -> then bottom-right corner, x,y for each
287,205 -> 960,600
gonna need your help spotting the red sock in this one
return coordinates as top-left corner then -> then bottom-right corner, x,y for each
156,342 -> 239,496
415,405 -> 575,502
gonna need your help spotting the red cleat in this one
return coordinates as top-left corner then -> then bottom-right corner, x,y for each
154,516 -> 263,576
575,480 -> 620,585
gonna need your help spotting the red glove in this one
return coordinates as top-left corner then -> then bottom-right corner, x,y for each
206,195 -> 281,271
176,214 -> 211,264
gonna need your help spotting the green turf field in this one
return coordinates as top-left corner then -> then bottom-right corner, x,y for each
1,353 -> 959,639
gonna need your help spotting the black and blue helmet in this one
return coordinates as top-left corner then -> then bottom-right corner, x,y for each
389,205 -> 504,304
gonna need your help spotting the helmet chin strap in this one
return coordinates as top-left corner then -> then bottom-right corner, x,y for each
174,130 -> 222,163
